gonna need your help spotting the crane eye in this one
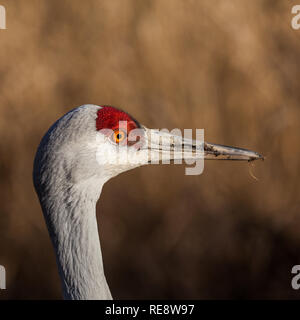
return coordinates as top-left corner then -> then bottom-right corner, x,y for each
112,129 -> 127,143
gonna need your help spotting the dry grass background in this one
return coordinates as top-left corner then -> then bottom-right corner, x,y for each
0,0 -> 300,299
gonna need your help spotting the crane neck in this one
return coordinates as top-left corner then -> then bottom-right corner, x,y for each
40,178 -> 112,300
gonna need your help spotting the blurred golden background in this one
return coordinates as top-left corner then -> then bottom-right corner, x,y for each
0,0 -> 300,299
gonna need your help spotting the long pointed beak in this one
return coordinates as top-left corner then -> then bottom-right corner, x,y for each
203,142 -> 263,161
143,128 -> 263,162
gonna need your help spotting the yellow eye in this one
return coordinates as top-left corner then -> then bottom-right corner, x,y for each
112,129 -> 126,143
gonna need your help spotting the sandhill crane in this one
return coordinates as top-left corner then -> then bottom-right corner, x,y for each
33,104 -> 263,300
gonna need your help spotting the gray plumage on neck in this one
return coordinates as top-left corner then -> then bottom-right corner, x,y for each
33,105 -> 112,299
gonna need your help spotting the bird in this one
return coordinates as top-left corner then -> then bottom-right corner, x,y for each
33,104 -> 263,300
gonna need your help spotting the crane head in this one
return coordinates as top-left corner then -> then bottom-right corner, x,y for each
34,104 -> 263,193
